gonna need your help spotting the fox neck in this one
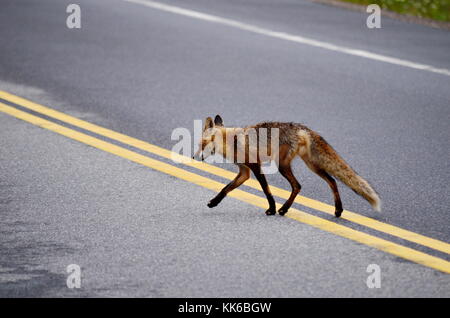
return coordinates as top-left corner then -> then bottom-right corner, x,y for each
213,127 -> 245,162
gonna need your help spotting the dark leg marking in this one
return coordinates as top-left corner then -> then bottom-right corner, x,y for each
315,169 -> 343,217
248,163 -> 276,215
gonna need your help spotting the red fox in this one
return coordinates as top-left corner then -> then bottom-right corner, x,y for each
193,115 -> 381,217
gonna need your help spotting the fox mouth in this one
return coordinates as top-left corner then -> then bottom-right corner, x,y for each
201,149 -> 215,161
193,149 -> 214,161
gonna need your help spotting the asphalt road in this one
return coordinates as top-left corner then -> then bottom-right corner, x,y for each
0,0 -> 449,297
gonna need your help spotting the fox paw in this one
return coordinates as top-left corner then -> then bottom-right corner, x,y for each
207,199 -> 220,208
265,209 -> 276,216
278,207 -> 288,216
207,197 -> 222,208
335,209 -> 343,218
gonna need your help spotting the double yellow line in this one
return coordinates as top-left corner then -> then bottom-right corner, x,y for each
1,90 -> 449,274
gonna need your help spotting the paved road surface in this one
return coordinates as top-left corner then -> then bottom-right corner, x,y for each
0,0 -> 449,297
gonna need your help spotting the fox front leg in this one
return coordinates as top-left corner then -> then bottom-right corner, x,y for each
207,165 -> 250,209
207,192 -> 226,208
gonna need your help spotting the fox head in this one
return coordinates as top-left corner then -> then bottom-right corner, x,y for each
193,115 -> 224,161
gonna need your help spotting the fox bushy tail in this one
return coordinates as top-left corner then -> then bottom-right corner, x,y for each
312,139 -> 381,212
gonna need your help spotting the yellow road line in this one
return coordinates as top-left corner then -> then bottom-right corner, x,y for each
1,101 -> 450,274
1,90 -> 449,255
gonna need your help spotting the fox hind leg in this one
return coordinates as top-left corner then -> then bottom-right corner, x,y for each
278,163 -> 301,215
314,169 -> 343,217
277,146 -> 301,216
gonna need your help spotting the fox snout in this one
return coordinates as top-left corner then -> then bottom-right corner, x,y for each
192,148 -> 204,161
193,145 -> 216,161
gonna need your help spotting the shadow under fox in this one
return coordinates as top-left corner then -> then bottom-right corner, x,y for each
193,115 -> 381,217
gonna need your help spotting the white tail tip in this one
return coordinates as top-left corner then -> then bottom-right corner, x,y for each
372,198 -> 381,212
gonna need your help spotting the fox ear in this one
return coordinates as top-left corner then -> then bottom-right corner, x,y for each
204,117 -> 214,131
214,115 -> 223,127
